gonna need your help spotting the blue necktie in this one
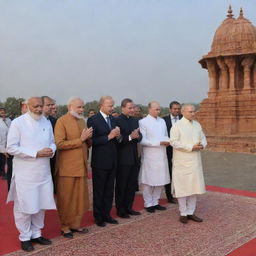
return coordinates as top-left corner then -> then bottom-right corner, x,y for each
106,116 -> 112,129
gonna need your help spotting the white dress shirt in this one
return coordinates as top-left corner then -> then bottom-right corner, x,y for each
170,114 -> 179,125
0,117 -> 11,153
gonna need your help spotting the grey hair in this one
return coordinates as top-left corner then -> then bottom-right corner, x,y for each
99,96 -> 113,106
148,101 -> 160,108
27,97 -> 42,104
67,97 -> 84,106
181,104 -> 195,111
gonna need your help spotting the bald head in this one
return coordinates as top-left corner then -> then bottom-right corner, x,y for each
181,104 -> 196,121
27,97 -> 43,120
148,101 -> 161,118
67,97 -> 85,119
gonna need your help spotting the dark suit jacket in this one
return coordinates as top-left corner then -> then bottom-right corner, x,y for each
163,114 -> 182,163
87,112 -> 118,170
48,115 -> 57,131
48,116 -> 57,172
115,114 -> 142,166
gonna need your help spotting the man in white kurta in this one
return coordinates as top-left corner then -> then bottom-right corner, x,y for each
7,97 -> 56,252
170,104 -> 207,224
0,107 -> 12,181
139,101 -> 170,213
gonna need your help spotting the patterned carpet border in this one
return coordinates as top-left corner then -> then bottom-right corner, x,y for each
5,191 -> 256,256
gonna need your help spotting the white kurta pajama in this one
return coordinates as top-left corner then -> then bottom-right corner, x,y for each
170,117 -> 207,216
139,115 -> 170,207
6,113 -> 56,241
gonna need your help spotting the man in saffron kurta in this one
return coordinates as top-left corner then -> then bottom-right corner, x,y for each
55,97 -> 92,238
170,104 -> 207,224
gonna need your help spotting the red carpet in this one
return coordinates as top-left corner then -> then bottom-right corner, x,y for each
0,180 -> 256,256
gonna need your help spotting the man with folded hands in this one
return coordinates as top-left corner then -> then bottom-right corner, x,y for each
7,97 -> 56,252
139,101 -> 170,213
55,97 -> 92,238
170,104 -> 207,224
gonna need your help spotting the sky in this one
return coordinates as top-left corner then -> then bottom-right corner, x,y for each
0,0 -> 255,106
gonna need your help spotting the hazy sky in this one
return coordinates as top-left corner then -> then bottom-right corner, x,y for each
0,0 -> 255,106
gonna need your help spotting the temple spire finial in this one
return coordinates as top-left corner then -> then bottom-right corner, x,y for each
239,7 -> 244,18
227,5 -> 234,18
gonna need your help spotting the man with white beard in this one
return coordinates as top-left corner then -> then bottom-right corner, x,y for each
7,97 -> 56,252
54,97 -> 93,238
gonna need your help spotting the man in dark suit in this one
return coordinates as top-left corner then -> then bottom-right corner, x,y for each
87,96 -> 121,227
42,96 -> 57,191
115,98 -> 142,218
163,101 -> 182,204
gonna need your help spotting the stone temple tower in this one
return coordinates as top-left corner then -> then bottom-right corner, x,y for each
197,6 -> 256,153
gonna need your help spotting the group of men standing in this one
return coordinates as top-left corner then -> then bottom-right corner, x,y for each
3,96 -> 207,252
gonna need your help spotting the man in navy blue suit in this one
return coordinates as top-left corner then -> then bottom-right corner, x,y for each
115,98 -> 142,218
87,96 -> 120,227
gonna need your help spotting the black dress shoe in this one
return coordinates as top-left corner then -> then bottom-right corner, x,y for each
117,213 -> 130,219
127,209 -> 141,215
154,204 -> 167,211
61,231 -> 73,238
31,236 -> 52,245
145,206 -> 155,213
71,228 -> 89,234
187,214 -> 203,222
104,217 -> 118,224
179,216 -> 188,224
95,220 -> 106,227
21,241 -> 34,252
168,198 -> 177,204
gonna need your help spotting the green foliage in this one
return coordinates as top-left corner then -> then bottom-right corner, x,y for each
84,100 -> 99,115
2,97 -> 25,118
57,105 -> 68,117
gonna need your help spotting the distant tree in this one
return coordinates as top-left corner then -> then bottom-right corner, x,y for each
57,105 -> 68,117
4,97 -> 25,117
84,100 -> 99,116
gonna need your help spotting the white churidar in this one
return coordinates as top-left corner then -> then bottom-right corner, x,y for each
139,114 -> 170,186
6,113 -> 56,214
170,117 -> 207,198
14,193 -> 45,241
142,184 -> 163,207
177,195 -> 197,216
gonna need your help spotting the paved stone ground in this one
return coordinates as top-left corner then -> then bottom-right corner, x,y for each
202,151 -> 256,192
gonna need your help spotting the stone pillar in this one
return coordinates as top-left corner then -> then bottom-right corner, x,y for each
241,57 -> 254,90
224,57 -> 236,91
206,59 -> 217,96
217,58 -> 228,91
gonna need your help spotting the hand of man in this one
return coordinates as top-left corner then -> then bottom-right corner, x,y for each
192,143 -> 203,151
108,127 -> 120,140
37,148 -> 53,157
4,153 -> 9,158
130,128 -> 140,139
160,141 -> 170,147
115,126 -> 121,137
81,127 -> 93,142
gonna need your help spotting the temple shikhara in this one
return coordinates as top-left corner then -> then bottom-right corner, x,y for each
197,6 -> 256,153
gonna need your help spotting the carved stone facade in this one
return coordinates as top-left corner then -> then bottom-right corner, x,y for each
197,7 -> 256,153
